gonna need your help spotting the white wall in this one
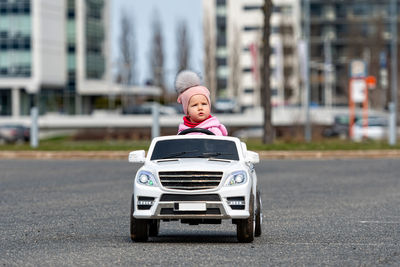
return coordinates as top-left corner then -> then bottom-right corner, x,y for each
35,0 -> 66,87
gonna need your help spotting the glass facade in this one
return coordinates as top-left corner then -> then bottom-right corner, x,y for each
0,0 -> 109,116
0,0 -> 31,77
63,0 -> 76,114
305,0 -> 399,106
215,0 -> 227,96
0,89 -> 11,115
66,0 -> 76,89
85,0 -> 105,79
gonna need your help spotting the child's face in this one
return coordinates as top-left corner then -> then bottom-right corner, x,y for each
187,94 -> 210,123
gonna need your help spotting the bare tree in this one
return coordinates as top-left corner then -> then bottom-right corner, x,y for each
176,20 -> 190,72
367,15 -> 385,109
203,12 -> 216,104
230,25 -> 241,99
149,10 -> 165,98
117,10 -> 136,85
260,0 -> 273,144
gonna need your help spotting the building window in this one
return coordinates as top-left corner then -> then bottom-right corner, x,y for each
216,15 -> 226,28
272,6 -> 281,13
67,0 -> 75,18
85,0 -> 105,79
353,3 -> 369,16
216,47 -> 228,57
216,0 -> 226,7
67,54 -> 76,71
217,66 -> 228,77
310,4 -> 322,17
244,88 -> 254,94
0,89 -> 12,116
281,6 -> 292,16
217,78 -> 227,89
0,4 -> 6,15
242,68 -> 252,73
243,5 -> 262,11
216,35 -> 226,47
217,57 -> 227,66
272,26 -> 280,34
216,5 -> 226,16
336,4 -> 347,19
243,26 -> 262,31
67,44 -> 75,53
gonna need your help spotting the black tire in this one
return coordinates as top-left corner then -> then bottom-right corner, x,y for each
130,194 -> 149,242
237,192 -> 255,243
255,190 -> 262,237
149,219 -> 160,237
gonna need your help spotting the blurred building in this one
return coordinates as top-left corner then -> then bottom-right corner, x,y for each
305,0 -> 397,109
204,0 -> 400,111
0,0 -> 110,116
203,0 -> 301,110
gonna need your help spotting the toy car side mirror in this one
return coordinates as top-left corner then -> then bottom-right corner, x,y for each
129,150 -> 146,163
245,150 -> 259,164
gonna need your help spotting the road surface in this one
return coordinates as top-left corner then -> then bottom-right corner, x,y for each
1,159 -> 399,265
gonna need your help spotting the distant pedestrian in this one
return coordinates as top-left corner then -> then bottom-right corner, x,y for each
175,70 -> 228,136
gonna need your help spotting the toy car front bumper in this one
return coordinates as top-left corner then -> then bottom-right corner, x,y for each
133,183 -> 251,220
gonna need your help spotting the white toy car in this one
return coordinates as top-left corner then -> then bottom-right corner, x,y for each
128,128 -> 262,242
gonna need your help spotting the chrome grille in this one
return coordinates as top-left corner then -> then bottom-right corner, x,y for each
158,171 -> 223,190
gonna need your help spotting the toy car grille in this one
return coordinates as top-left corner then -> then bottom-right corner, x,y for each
158,171 -> 223,190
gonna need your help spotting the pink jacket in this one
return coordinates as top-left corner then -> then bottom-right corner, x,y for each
178,116 -> 228,136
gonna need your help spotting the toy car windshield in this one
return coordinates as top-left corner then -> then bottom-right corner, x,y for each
150,138 -> 239,161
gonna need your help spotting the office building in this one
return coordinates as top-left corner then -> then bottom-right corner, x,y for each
203,0 -> 301,109
0,0 -> 110,116
305,0 -> 398,108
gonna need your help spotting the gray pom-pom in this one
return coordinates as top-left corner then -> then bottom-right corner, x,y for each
175,70 -> 201,94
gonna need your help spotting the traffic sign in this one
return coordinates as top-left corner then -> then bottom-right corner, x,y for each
350,78 -> 367,103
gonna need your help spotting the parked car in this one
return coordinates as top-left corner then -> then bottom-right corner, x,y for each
351,116 -> 388,142
323,114 -> 360,139
0,124 -> 30,144
123,103 -> 177,115
128,130 -> 262,242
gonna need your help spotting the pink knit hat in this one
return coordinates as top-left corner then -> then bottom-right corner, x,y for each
175,70 -> 211,115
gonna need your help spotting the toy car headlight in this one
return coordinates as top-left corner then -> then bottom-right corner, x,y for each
226,171 -> 247,186
136,171 -> 157,186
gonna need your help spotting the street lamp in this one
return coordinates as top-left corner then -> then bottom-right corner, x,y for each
303,0 -> 311,142
389,0 -> 398,145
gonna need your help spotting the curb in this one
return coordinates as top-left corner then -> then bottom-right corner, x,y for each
257,150 -> 400,159
1,150 -> 400,160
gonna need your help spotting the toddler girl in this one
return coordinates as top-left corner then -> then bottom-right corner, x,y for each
175,70 -> 228,136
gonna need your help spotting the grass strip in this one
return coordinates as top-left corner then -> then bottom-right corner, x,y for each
1,135 -> 399,151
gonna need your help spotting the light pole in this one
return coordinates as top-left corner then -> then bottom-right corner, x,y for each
304,0 -> 311,142
389,0 -> 398,145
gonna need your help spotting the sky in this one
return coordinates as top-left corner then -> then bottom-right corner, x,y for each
111,0 -> 203,91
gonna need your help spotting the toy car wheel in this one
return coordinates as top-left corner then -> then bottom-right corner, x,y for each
130,194 -> 149,242
237,193 -> 255,243
255,190 -> 262,237
149,219 -> 160,237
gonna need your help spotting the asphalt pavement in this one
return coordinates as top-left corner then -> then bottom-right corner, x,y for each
1,149 -> 400,160
1,159 -> 399,266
